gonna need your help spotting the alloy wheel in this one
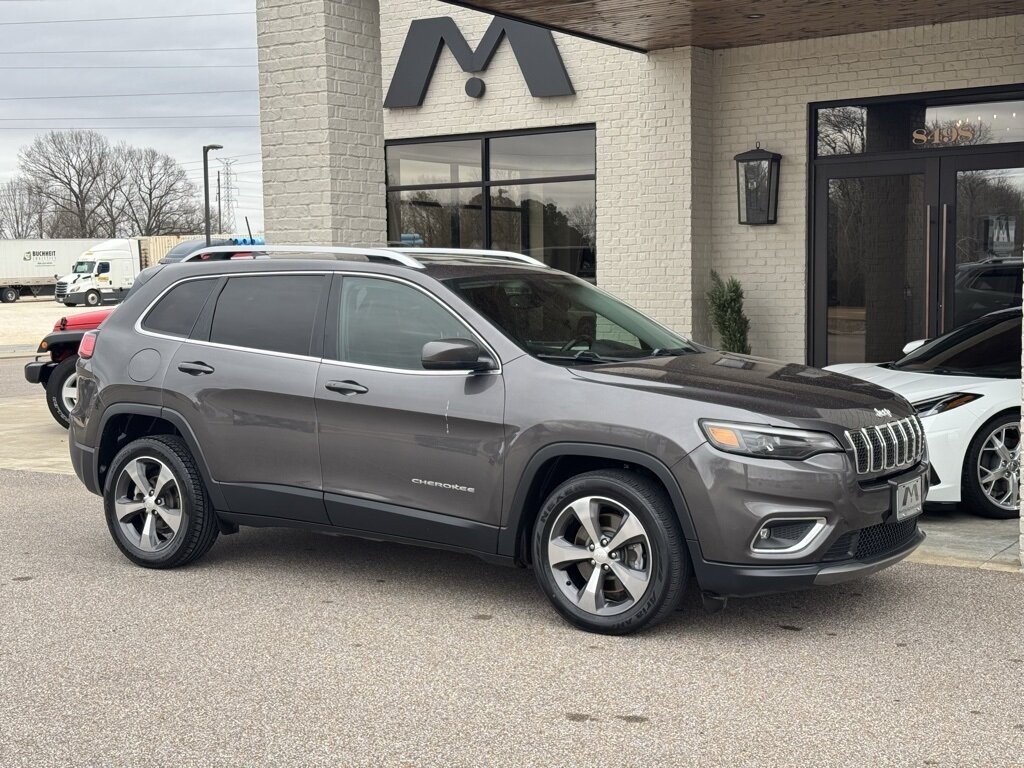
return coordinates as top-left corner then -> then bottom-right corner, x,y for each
61,372 -> 79,414
113,457 -> 184,553
977,424 -> 1021,511
547,495 -> 652,616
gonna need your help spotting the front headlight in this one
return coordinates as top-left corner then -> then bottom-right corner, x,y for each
700,420 -> 844,460
912,392 -> 981,418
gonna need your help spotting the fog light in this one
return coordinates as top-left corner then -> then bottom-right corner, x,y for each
751,518 -> 826,554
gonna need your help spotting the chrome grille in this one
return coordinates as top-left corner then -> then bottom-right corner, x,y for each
54,281 -> 69,298
844,416 -> 924,475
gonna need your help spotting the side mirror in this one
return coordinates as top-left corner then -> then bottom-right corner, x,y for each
422,338 -> 495,372
901,339 -> 928,355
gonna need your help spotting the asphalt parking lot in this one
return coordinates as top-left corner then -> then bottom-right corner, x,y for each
1,359 -> 1022,766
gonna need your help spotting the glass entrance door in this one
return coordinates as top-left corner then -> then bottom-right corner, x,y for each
940,153 -> 1024,331
813,159 -> 936,365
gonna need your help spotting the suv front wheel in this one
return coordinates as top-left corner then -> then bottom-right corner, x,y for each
103,435 -> 219,568
532,469 -> 688,634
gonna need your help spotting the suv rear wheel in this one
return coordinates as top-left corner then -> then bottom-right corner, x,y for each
103,435 -> 219,568
532,469 -> 688,634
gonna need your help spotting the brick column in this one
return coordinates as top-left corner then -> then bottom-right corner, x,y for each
257,0 -> 386,245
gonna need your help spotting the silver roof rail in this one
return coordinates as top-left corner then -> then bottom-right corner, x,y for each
180,244 -> 426,269
391,247 -> 549,268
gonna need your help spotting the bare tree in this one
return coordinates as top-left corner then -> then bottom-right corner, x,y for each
18,130 -> 127,237
0,178 -> 47,238
121,147 -> 203,235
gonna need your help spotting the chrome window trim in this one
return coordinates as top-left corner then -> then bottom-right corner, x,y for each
135,271 -> 503,376
749,517 -> 828,557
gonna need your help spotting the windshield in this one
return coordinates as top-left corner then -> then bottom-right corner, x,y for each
445,272 -> 700,363
892,313 -> 1021,378
72,261 -> 95,274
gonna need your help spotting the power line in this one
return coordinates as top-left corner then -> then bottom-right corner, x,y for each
0,64 -> 257,69
0,114 -> 259,120
0,89 -> 257,101
0,11 -> 254,26
0,125 -> 259,130
0,47 -> 256,54
179,152 -> 262,166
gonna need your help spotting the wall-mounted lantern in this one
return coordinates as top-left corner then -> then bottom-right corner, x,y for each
734,143 -> 782,225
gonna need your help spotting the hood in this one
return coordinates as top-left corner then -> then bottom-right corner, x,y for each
569,351 -> 914,430
826,362 -> 997,403
54,308 -> 114,332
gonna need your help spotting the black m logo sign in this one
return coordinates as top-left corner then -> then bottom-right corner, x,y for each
384,17 -> 575,109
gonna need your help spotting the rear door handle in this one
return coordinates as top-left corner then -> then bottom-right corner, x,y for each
178,361 -> 215,376
325,380 -> 368,396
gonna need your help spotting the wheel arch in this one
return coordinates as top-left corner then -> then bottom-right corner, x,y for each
500,443 -> 699,565
95,404 -> 226,509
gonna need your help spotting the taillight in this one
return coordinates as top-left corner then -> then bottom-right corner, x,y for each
79,331 -> 98,359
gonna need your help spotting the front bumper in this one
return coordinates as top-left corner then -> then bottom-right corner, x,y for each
694,525 -> 924,597
24,360 -> 56,385
674,441 -> 929,596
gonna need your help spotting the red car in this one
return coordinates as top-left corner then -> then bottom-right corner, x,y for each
24,308 -> 115,427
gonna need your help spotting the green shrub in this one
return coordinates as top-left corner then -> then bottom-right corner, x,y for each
706,271 -> 751,355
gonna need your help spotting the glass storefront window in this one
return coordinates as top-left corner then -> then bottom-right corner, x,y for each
385,127 -> 597,278
816,98 -> 1024,157
489,131 -> 596,182
385,140 -> 481,187
386,188 -> 483,249
489,180 -> 596,279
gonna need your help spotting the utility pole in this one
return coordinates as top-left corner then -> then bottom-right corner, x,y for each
202,143 -> 223,245
217,170 -> 222,235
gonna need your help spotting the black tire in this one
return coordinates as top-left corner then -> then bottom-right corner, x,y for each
961,412 -> 1021,520
532,469 -> 688,635
84,290 -> 102,307
0,286 -> 17,303
44,355 -> 79,429
64,302 -> 78,307
103,435 -> 219,568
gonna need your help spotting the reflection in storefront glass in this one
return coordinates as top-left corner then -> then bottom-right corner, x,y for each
826,174 -> 926,364
489,181 -> 596,279
953,167 -> 1024,327
386,188 -> 483,249
816,99 -> 1024,156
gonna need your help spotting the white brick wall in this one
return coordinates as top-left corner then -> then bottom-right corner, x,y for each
380,1 -> 703,339
260,3 -> 1024,362
258,0 -> 386,245
709,16 -> 1024,362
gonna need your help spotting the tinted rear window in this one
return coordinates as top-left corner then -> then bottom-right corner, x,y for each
142,278 -> 217,338
210,275 -> 323,356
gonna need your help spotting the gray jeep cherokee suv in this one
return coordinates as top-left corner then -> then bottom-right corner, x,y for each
69,246 -> 928,634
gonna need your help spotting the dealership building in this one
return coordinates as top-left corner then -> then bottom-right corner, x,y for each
256,1 -> 1023,367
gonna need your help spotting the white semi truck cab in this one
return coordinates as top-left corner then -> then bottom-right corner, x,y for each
55,239 -> 142,307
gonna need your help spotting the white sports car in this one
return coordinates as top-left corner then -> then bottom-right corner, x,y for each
828,308 -> 1021,519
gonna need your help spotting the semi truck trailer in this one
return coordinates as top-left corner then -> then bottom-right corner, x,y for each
0,239 -> 106,302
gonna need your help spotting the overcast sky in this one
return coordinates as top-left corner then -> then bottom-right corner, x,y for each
0,0 -> 263,232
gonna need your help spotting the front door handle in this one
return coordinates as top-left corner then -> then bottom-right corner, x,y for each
325,380 -> 368,396
178,361 -> 215,376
